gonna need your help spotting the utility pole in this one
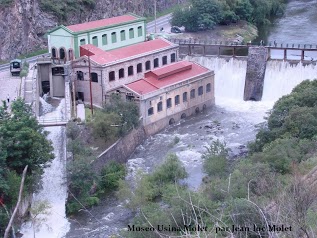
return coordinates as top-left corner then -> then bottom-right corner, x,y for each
154,0 -> 157,33
88,48 -> 93,115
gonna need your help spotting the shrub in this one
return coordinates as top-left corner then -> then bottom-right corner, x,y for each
202,140 -> 229,178
99,161 -> 126,191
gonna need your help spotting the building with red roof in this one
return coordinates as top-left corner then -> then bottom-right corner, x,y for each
72,38 -> 179,106
105,61 -> 215,135
47,13 -> 146,60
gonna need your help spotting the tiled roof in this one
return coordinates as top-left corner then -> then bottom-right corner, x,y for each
66,15 -> 139,32
88,38 -> 175,65
125,61 -> 210,95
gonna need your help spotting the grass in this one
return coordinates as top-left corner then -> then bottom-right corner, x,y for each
17,48 -> 48,60
221,21 -> 258,43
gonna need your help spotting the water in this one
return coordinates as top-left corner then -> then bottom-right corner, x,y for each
21,99 -> 70,237
66,1 -> 317,236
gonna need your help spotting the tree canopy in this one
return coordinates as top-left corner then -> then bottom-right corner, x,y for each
171,0 -> 285,31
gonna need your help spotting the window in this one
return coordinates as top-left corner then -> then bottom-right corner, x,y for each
137,26 -> 142,37
157,101 -> 163,112
92,36 -> 98,46
183,92 -> 188,102
80,39 -> 86,45
109,71 -> 115,81
77,71 -> 84,80
52,67 -> 64,75
129,28 -> 134,39
119,68 -> 124,78
145,60 -> 151,70
198,86 -> 203,96
111,32 -> 117,43
128,66 -> 134,76
68,49 -> 74,60
137,63 -> 142,73
175,95 -> 180,105
91,72 -> 98,82
148,107 -> 154,116
154,58 -> 159,68
51,48 -> 56,58
59,48 -> 65,60
102,34 -> 107,45
171,53 -> 176,62
162,56 -> 167,65
190,89 -> 195,99
206,83 -> 211,93
120,30 -> 126,41
167,98 -> 172,108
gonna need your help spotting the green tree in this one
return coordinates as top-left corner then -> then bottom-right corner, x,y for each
99,161 -> 126,191
104,94 -> 139,135
90,112 -> 120,142
0,99 -> 54,175
202,140 -> 229,178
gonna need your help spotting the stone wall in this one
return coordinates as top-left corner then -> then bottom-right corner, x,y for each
244,47 -> 268,101
91,126 -> 147,174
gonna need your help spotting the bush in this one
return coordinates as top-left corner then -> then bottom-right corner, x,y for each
99,161 -> 126,191
90,111 -> 120,142
202,140 -> 229,178
66,121 -> 80,140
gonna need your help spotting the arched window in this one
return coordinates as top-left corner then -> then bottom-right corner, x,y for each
198,86 -> 203,95
51,47 -> 57,58
102,34 -> 107,45
80,39 -> 86,45
109,71 -> 115,81
137,26 -> 142,37
128,66 -> 134,76
145,60 -> 151,70
111,32 -> 117,43
157,101 -> 163,112
68,48 -> 74,60
154,58 -> 159,68
120,30 -> 126,41
129,28 -> 134,39
162,56 -> 167,65
137,63 -> 142,73
92,36 -> 98,46
119,68 -> 125,78
206,83 -> 211,93
59,48 -> 65,60
171,53 -> 176,62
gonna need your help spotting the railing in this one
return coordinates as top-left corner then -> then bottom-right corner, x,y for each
37,117 -> 68,126
168,38 -> 317,50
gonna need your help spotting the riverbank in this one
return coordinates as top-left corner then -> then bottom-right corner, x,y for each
170,21 -> 258,44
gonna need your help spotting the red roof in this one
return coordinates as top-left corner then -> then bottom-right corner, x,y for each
66,15 -> 138,32
89,39 -> 175,65
80,44 -> 105,57
125,61 -> 210,95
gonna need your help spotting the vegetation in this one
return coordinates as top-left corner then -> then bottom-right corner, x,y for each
66,121 -> 127,214
117,80 -> 317,237
0,99 -> 54,234
39,0 -> 96,22
19,61 -> 29,78
0,0 -> 13,7
171,0 -> 285,31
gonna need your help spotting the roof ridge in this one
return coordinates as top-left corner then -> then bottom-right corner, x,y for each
143,78 -> 159,89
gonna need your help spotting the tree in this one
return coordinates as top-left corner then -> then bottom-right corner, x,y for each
104,94 -> 139,135
0,99 -> 54,175
90,112 -> 120,142
202,140 -> 229,178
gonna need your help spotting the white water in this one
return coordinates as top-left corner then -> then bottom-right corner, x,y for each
188,56 -> 317,117
21,99 -> 70,238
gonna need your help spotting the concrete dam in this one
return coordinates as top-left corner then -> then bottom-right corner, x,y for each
184,55 -> 317,104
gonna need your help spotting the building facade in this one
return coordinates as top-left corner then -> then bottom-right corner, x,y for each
71,38 -> 179,106
105,61 -> 215,135
47,14 -> 146,61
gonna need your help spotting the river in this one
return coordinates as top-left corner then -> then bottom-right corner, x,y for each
64,1 -> 317,237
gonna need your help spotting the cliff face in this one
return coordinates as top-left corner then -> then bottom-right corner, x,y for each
0,0 -> 184,61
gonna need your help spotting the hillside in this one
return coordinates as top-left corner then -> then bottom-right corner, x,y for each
0,0 -> 184,61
